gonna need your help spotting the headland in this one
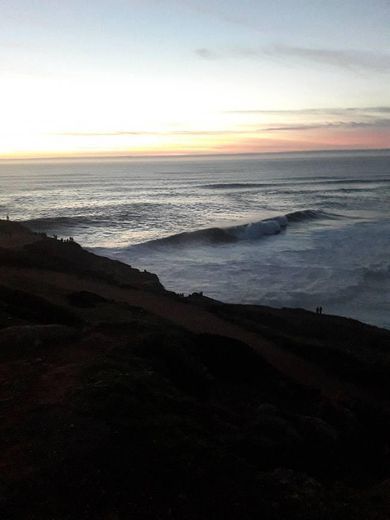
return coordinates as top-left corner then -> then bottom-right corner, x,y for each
1,219 -> 389,519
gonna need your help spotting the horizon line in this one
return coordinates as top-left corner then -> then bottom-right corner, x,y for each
0,147 -> 389,163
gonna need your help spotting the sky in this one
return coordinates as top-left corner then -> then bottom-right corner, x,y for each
0,0 -> 389,158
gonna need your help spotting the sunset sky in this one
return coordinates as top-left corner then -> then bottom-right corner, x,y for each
1,0 -> 389,158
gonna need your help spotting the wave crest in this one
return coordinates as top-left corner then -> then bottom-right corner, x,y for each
137,209 -> 328,248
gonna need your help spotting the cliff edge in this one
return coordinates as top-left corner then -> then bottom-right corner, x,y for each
1,220 -> 389,520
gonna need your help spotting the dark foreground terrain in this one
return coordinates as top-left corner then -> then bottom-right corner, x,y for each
1,220 -> 389,519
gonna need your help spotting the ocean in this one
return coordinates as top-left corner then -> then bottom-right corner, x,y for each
1,150 -> 389,329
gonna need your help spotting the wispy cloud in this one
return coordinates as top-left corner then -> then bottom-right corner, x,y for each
195,45 -> 390,73
57,129 -> 254,137
195,48 -> 219,60
266,45 -> 390,73
262,119 -> 390,132
56,116 -> 390,139
228,106 -> 390,133
227,106 -> 390,116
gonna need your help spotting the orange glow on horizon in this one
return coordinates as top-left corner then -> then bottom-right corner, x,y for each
0,127 -> 388,161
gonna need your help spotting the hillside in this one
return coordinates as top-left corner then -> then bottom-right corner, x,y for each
0,220 -> 389,520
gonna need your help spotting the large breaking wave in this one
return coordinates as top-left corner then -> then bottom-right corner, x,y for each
136,209 -> 331,248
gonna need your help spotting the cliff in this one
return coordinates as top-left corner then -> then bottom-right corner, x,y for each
0,220 -> 389,520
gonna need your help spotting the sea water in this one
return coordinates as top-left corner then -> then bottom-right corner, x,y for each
0,150 -> 389,329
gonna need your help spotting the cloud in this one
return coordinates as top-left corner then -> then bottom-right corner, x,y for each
226,107 -> 390,132
195,44 -> 390,73
266,45 -> 390,73
55,107 -> 390,139
226,106 -> 390,116
195,48 -> 219,59
224,106 -> 390,123
57,129 -> 253,137
262,119 -> 390,132
56,116 -> 390,139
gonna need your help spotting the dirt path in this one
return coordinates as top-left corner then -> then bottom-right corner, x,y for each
1,267 -> 363,401
106,286 -> 359,400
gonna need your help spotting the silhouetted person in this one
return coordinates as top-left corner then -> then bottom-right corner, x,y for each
319,306 -> 323,314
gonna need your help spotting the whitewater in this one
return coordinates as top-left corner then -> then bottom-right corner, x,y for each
0,150 -> 389,328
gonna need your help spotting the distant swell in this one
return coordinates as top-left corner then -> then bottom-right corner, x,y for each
23,216 -> 99,229
137,209 -> 329,248
200,182 -> 273,190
